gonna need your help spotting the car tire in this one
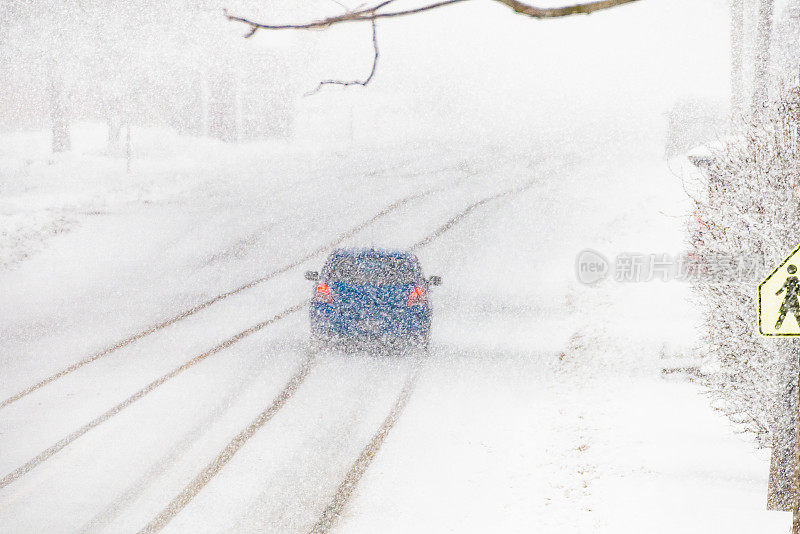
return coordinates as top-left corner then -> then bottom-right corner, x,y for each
415,332 -> 430,352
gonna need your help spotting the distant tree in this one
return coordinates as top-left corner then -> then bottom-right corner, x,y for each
1,1 -> 76,152
0,1 -> 297,152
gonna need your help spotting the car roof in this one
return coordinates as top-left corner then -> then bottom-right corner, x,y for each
329,247 -> 416,260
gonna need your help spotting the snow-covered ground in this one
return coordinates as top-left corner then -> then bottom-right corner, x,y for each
0,125 -> 789,532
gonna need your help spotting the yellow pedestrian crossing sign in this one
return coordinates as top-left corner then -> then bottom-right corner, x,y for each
759,243 -> 800,336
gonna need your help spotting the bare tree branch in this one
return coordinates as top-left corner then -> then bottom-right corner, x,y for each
224,0 -> 465,34
493,0 -> 640,18
225,0 -> 641,90
328,0 -> 353,12
224,0 -> 641,34
305,17 -> 380,95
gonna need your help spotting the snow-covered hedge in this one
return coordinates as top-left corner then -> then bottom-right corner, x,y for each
691,86 -> 800,508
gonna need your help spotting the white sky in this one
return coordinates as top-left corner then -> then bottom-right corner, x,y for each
253,0 -> 732,146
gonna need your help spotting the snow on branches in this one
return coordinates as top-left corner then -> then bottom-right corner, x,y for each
693,87 -> 800,450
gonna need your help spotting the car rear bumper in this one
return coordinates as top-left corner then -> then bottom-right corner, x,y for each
310,302 -> 430,342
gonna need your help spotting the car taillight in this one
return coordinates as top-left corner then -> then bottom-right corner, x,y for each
406,286 -> 427,306
313,283 -> 333,303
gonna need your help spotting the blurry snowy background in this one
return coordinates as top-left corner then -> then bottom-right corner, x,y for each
0,0 -> 796,533
0,0 -> 730,266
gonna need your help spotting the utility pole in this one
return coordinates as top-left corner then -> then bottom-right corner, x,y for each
795,359 -> 800,534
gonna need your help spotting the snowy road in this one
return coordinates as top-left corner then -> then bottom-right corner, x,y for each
0,141 -> 786,533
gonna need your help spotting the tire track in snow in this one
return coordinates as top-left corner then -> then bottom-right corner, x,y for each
308,366 -> 421,534
198,157 -> 454,269
136,350 -> 319,534
0,303 -> 305,491
134,176 -> 542,532
0,184 -> 477,493
0,173 -> 539,506
0,189 -> 438,410
410,178 -> 539,250
76,343 -> 287,534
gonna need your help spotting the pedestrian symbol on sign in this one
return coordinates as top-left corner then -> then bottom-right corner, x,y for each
775,265 -> 800,331
759,244 -> 800,336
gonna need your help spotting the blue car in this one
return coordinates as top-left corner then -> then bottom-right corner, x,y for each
305,248 -> 441,348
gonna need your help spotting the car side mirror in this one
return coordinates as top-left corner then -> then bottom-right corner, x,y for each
428,275 -> 442,286
305,271 -> 319,281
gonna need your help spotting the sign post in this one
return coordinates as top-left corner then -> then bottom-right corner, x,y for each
759,243 -> 800,533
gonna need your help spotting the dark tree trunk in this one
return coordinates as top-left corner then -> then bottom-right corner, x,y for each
768,378 -> 797,511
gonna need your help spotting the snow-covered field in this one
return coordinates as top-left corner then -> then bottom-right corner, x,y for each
0,125 -> 788,532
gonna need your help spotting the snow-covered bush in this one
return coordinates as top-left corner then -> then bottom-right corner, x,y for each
691,85 -> 800,508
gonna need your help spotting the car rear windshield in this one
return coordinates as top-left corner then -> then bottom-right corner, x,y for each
327,255 -> 417,285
